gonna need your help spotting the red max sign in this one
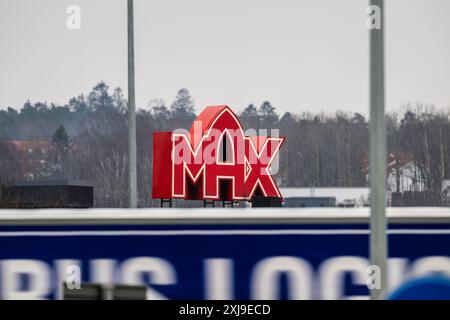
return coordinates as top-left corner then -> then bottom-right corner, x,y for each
152,105 -> 285,201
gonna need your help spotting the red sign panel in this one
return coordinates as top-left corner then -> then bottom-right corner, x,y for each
152,105 -> 285,201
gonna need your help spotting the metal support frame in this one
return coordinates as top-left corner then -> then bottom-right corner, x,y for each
204,200 -> 215,208
160,198 -> 173,208
222,200 -> 234,208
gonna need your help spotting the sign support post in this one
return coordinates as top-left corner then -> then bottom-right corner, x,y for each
127,0 -> 138,208
369,0 -> 387,300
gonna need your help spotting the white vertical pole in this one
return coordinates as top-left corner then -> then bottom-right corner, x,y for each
127,0 -> 138,208
369,0 -> 387,299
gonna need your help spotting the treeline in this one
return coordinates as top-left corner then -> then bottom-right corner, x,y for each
1,82 -> 449,206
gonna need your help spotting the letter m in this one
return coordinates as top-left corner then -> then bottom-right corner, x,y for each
172,133 -> 205,199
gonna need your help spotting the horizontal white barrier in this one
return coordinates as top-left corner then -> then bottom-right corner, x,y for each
0,207 -> 449,225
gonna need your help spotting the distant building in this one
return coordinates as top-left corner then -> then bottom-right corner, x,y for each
386,153 -> 437,206
1,179 -> 93,208
387,152 -> 426,193
279,187 -> 370,208
442,180 -> 450,206
283,196 -> 336,208
1,140 -> 50,179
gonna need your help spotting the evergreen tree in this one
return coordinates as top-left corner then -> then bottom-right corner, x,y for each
259,101 -> 278,119
49,125 -> 72,178
241,104 -> 258,118
170,88 -> 195,120
88,82 -> 114,110
52,125 -> 71,152
258,101 -> 279,128
113,87 -> 127,113
150,99 -> 170,121
68,95 -> 90,113
240,104 -> 260,131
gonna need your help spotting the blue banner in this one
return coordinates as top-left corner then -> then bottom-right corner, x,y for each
0,221 -> 449,299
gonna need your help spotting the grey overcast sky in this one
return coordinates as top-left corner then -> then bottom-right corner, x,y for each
0,0 -> 449,115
